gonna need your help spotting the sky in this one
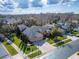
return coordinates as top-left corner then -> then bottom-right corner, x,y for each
0,0 -> 79,15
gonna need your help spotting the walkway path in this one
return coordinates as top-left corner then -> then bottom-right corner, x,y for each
27,49 -> 39,55
34,40 -> 56,53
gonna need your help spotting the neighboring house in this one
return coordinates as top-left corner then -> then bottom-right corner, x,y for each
3,17 -> 21,24
58,22 -> 70,35
58,22 -> 68,30
23,26 -> 43,42
0,34 -> 5,40
17,24 -> 28,32
0,34 -> 5,38
42,24 -> 54,33
30,26 -> 42,32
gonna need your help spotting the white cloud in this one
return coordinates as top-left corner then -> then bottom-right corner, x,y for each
0,7 -> 42,15
58,0 -> 77,6
0,0 -> 18,8
41,0 -> 48,5
67,4 -> 71,6
71,0 -> 77,1
0,0 -> 78,14
29,0 -> 33,2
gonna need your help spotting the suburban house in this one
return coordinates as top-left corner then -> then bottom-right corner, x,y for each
19,24 -> 54,42
58,22 -> 69,34
42,24 -> 54,33
0,34 -> 9,42
17,24 -> 28,32
23,26 -> 43,42
58,22 -> 69,30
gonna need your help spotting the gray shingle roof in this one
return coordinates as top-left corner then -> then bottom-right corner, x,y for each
18,24 -> 27,32
23,26 -> 43,42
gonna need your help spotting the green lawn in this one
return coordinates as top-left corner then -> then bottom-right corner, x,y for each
28,50 -> 42,59
54,41 -> 64,47
11,33 -> 38,54
64,39 -> 72,43
25,45 -> 38,54
47,38 -> 55,44
3,41 -> 18,56
11,33 -> 21,47
47,36 -> 65,46
54,39 -> 72,47
57,36 -> 65,41
72,31 -> 79,36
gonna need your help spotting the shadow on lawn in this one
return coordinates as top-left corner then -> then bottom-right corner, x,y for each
19,42 -> 27,53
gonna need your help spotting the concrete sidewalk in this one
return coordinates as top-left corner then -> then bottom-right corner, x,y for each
68,52 -> 79,59
35,41 -> 56,53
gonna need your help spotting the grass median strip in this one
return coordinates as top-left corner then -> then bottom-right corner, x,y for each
54,39 -> 72,47
28,50 -> 42,59
71,31 -> 79,36
64,39 -> 72,43
57,36 -> 65,41
25,45 -> 38,54
3,41 -> 18,56
47,38 -> 55,44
